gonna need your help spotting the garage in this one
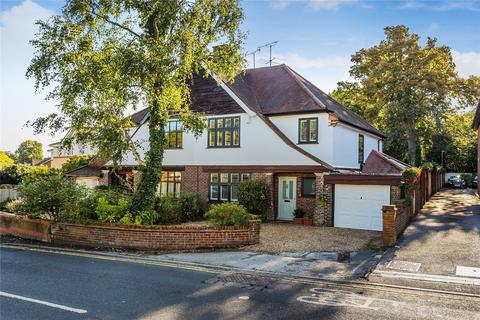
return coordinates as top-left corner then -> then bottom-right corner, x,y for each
334,184 -> 390,231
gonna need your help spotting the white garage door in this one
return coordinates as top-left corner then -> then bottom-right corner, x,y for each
334,184 -> 390,231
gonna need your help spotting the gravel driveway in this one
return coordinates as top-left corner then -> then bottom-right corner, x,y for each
244,223 -> 382,253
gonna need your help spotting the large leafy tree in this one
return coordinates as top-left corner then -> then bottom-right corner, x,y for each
15,140 -> 43,164
0,151 -> 15,168
332,25 -> 479,165
27,0 -> 245,214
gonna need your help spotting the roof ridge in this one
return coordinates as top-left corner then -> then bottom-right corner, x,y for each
281,65 -> 328,111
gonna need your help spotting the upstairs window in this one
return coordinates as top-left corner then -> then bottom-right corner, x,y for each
208,116 -> 240,148
158,171 -> 181,196
358,134 -> 365,164
165,120 -> 183,149
209,172 -> 250,202
298,118 -> 318,144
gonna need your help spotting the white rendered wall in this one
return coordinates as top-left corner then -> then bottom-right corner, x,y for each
333,123 -> 382,169
121,113 -> 320,166
269,113 -> 333,165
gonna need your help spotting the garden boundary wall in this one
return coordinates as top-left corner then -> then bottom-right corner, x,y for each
0,212 -> 260,251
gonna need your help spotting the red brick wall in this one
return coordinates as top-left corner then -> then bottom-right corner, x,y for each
51,219 -> 260,250
0,213 -> 51,242
182,166 -> 210,209
1,213 -> 260,251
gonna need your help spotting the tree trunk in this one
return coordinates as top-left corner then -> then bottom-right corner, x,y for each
406,125 -> 419,166
129,87 -> 167,214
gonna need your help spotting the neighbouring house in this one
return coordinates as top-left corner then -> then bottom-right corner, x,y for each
38,108 -> 149,169
66,65 -> 409,231
473,100 -> 480,194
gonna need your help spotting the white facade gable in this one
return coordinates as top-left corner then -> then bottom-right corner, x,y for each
270,113 -> 382,169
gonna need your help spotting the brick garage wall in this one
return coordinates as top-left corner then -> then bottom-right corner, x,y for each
51,218 -> 260,250
0,212 -> 51,242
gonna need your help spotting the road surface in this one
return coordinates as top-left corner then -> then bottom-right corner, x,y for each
0,246 -> 479,319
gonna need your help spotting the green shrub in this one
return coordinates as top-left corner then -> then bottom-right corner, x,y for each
154,195 -> 183,224
18,174 -> 78,217
0,198 -> 13,210
134,210 -> 160,225
204,203 -> 251,227
237,180 -> 270,220
4,198 -> 26,214
293,209 -> 305,218
95,197 -> 130,223
177,193 -> 204,221
0,165 -> 59,185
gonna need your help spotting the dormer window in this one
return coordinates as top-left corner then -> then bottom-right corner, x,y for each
208,116 -> 240,148
298,118 -> 318,144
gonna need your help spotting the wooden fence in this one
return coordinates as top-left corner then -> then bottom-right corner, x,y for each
0,188 -> 18,203
412,170 -> 445,214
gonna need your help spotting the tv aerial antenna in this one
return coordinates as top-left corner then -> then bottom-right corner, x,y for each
247,40 -> 279,68
258,41 -> 279,67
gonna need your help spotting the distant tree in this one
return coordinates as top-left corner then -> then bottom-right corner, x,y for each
61,155 -> 93,173
429,110 -> 477,173
15,140 -> 43,164
0,152 -> 14,168
333,25 -> 480,165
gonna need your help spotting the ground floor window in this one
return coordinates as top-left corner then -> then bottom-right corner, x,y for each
301,177 -> 316,197
209,172 -> 250,202
158,171 -> 181,196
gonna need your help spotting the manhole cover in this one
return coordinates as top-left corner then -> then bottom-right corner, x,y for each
220,274 -> 275,287
386,260 -> 421,272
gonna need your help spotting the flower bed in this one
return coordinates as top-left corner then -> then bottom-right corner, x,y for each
0,212 -> 260,251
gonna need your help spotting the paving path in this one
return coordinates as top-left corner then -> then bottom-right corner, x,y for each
371,188 -> 480,289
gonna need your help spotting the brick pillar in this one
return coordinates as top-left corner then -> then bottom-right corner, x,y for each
314,173 -> 332,226
382,205 -> 397,246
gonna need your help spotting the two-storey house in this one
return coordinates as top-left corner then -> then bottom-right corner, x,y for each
68,65 -> 406,231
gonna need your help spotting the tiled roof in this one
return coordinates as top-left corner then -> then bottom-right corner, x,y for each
363,150 -> 409,174
65,165 -> 103,177
226,65 -> 385,137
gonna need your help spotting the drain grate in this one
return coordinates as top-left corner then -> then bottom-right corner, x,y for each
386,260 -> 421,272
219,273 -> 275,287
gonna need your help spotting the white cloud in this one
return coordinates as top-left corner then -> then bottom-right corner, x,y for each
270,0 -> 359,10
399,0 -> 480,11
308,0 -> 359,10
0,1 -> 61,154
452,51 -> 480,78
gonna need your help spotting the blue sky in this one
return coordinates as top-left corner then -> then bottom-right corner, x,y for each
1,0 -> 480,154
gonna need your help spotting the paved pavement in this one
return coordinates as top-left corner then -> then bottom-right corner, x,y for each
1,246 -> 479,320
143,250 -> 381,280
370,188 -> 480,290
